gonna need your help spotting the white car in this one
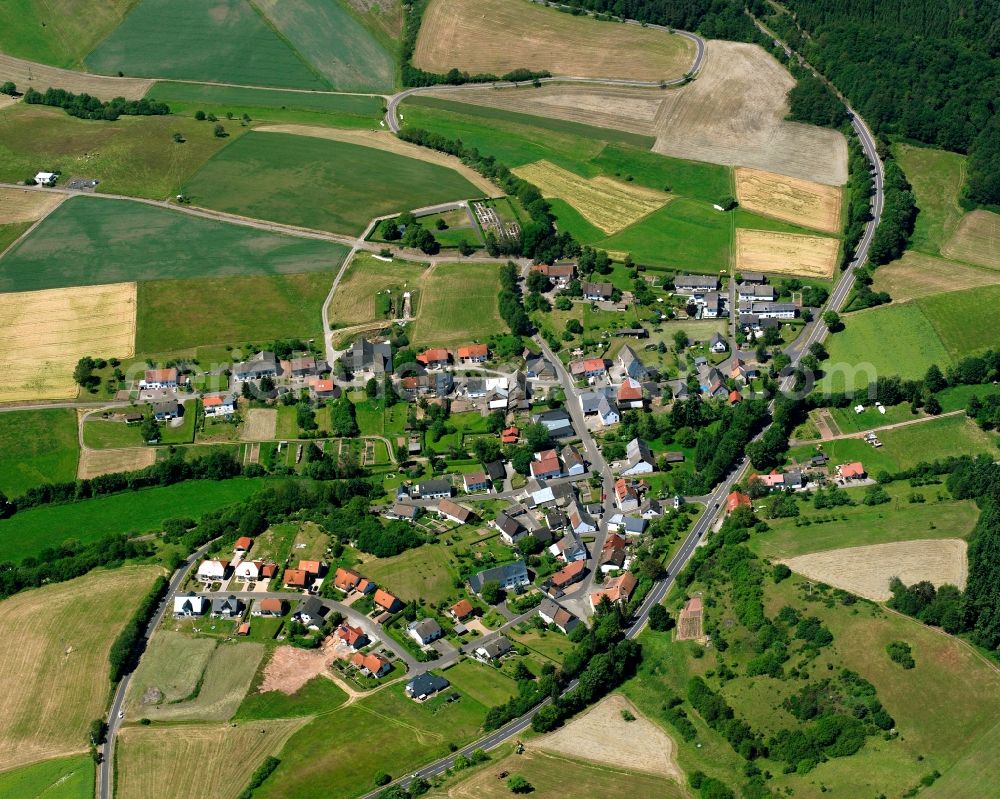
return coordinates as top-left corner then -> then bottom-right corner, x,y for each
118,710 -> 124,719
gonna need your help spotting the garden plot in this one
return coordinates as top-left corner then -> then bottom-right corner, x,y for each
241,409 -> 277,442
0,282 -> 136,402
513,160 -> 671,234
735,228 -> 839,278
782,539 -> 967,602
734,167 -> 843,233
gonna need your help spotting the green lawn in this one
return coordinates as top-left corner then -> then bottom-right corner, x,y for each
0,103 -> 245,200
236,674 -> 348,720
252,0 -> 395,93
85,0 -> 328,89
749,483 -> 980,560
0,477 -> 266,562
821,302 -> 952,391
0,409 -> 79,498
0,221 -> 30,254
893,143 -> 966,256
0,197 -> 348,293
137,272 -> 334,353
410,262 -> 503,348
436,660 -> 518,707
256,682 -> 489,799
183,132 -> 482,236
146,87 -> 382,132
936,382 -> 1000,412
917,284 -> 1000,359
0,755 -> 94,799
923,718 -> 1000,799
0,0 -> 133,67
83,403 -> 196,449
328,252 -> 428,328
363,542 -> 462,606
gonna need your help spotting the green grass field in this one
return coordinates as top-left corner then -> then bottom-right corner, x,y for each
363,542 -> 462,606
410,262 -> 503,348
0,409 -> 79,497
83,404 -> 195,449
923,718 -> 1000,798
253,0 -> 395,92
0,197 -> 348,293
137,271 -> 333,353
125,631 -> 216,710
822,303 -> 952,391
917,284 -> 1000,358
236,674 -> 348,720
0,477 -> 266,562
183,132 -> 481,235
0,0 -> 133,68
436,660 -> 518,707
0,221 -> 31,254
893,143 -> 966,256
328,252 -> 427,328
0,104 -> 245,200
0,755 -> 94,799
256,682 -> 490,799
146,81 -> 384,128
85,0 -> 327,89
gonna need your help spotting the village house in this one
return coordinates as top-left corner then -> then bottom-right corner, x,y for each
485,460 -> 506,485
151,400 -> 181,422
469,561 -> 530,594
406,672 -> 450,701
493,510 -> 526,545
255,597 -> 285,617
309,378 -> 341,400
289,355 -> 322,378
416,348 -> 451,369
618,345 -> 649,381
196,559 -> 228,583
351,651 -> 392,678
622,437 -> 655,476
532,408 -> 575,439
415,479 -> 452,499
530,262 -> 576,286
456,343 -> 489,363
463,471 -> 490,493
347,338 -> 393,374
549,531 -> 587,563
530,449 -> 563,481
740,271 -> 767,284
334,567 -> 362,593
336,623 -> 369,649
709,332 -> 728,353
438,498 -> 474,525
700,291 -> 727,319
737,283 -> 777,303
614,478 -> 640,512
389,502 -> 421,521
837,462 -> 867,481
674,274 -> 719,296
524,353 -> 556,379
549,559 -> 587,592
232,351 -> 279,381
233,560 -> 260,582
234,536 -> 253,554
599,533 -> 629,573
374,589 -> 403,614
299,560 -> 324,579
408,618 -> 443,646
751,302 -> 798,320
567,501 -> 597,535
561,445 -> 586,476
476,636 -> 513,662
140,367 -> 178,389
590,572 -> 638,610
211,595 -> 241,618
501,426 -> 520,444
617,377 -> 644,409
450,599 -> 474,622
582,281 -> 613,301
173,592 -> 207,617
283,569 -> 309,590
538,598 -> 580,634
293,597 -> 327,629
726,490 -> 751,513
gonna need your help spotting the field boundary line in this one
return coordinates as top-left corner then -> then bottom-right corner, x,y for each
0,193 -> 67,260
245,0 -> 335,92
881,605 -> 1000,676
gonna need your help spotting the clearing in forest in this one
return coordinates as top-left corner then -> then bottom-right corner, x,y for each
941,209 -> 1000,270
782,539 -> 967,602
734,228 -> 839,278
734,167 -> 842,233
653,40 -> 847,186
513,160 -> 671,234
0,282 -> 136,402
414,0 -> 693,82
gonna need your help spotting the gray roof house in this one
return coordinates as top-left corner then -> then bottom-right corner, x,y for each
618,345 -> 649,381
476,635 -> 513,661
469,561 -> 530,594
293,597 -> 327,629
406,673 -> 450,700
533,408 -> 574,439
538,597 -> 580,634
709,332 -> 728,353
408,618 -> 443,646
561,445 -> 585,476
622,437 -> 655,476
347,338 -> 393,374
567,502 -> 597,534
211,595 -> 241,618
232,351 -> 279,380
415,479 -> 452,499
525,354 -> 556,379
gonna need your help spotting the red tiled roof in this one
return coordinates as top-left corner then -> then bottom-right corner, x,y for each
501,426 -> 519,443
234,536 -> 253,551
729,390 -> 742,404
451,599 -> 474,620
237,622 -> 250,635
283,569 -> 309,588
551,559 -> 586,587
591,572 -> 637,606
417,348 -> 450,364
299,560 -> 322,575
259,598 -> 284,613
457,344 -> 488,359
726,491 -> 751,513
617,378 -> 643,401
583,358 -> 606,372
602,533 -> 628,552
334,568 -> 361,591
838,462 -> 866,478
310,378 -> 335,392
356,578 -> 374,593
374,589 -> 400,611
336,623 -> 366,647
144,367 -> 177,382
203,395 -> 225,408
531,450 -> 561,476
261,563 -> 277,578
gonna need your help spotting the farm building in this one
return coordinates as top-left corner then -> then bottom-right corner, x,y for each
140,367 -> 178,389
347,338 -> 393,374
622,438 -> 655,476
438,498 -> 474,525
232,351 -> 279,380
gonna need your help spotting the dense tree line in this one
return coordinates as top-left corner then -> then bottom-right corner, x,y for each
400,0 -> 551,87
786,68 -> 848,128
108,575 -> 169,682
552,0 -> 768,41
772,0 -> 1000,205
685,399 -> 770,494
868,158 -> 917,264
498,261 -> 533,336
22,86 -> 169,121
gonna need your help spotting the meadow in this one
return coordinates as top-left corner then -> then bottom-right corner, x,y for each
0,104 -> 244,199
363,539 -> 462,605
0,197 -> 348,293
145,82 -> 384,128
821,303 -> 952,391
893,144 -> 967,255
0,755 -> 93,799
328,253 -> 428,328
438,659 -> 518,708
0,0 -> 134,68
0,409 -> 80,497
0,478 -> 266,563
83,404 -> 195,449
871,252 -> 997,302
0,566 -> 161,771
183,132 -> 482,235
125,632 -> 217,711
917,284 -> 1000,358
410,262 -> 504,348
136,272 -> 333,353
85,0 -> 327,89
941,210 -> 1000,270
115,718 -> 306,799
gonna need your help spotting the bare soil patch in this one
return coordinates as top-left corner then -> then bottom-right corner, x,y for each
872,251 -> 1000,301
414,0 -> 692,82
0,282 -> 136,402
254,124 -> 502,198
941,209 -> 1000,270
735,228 -> 839,278
782,539 -> 968,602
424,84 -> 663,137
653,40 -> 847,186
0,54 -> 152,101
514,160 -> 670,234
531,694 -> 682,781
258,638 -> 347,694
735,167 -> 842,233
240,408 -> 277,441
77,447 -> 155,479
0,187 -> 65,224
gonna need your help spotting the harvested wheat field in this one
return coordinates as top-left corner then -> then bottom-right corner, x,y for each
872,251 -> 999,302
0,54 -> 152,101
241,408 -> 277,442
735,228 -> 839,278
116,719 -> 306,799
782,539 -> 968,602
0,186 -> 64,224
414,0 -> 692,82
0,566 -> 161,770
514,160 -> 670,234
735,167 -> 842,233
654,41 -> 847,186
0,282 -> 136,402
259,641 -> 345,695
254,124 -> 501,198
77,447 -> 155,479
424,84 -> 664,137
941,210 -> 1000,270
532,694 -> 682,780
